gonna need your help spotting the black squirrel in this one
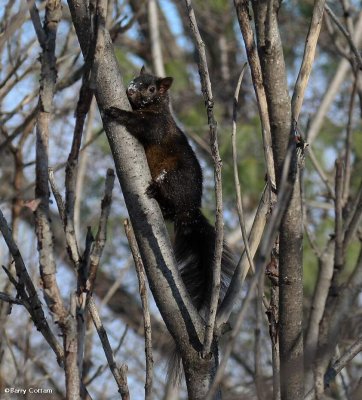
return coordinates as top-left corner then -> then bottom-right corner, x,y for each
104,67 -> 235,313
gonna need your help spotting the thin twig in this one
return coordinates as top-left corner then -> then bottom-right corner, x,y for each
74,99 -> 96,237
314,245 -> 362,397
5,129 -> 104,205
325,3 -> 362,68
79,168 -> 115,383
87,168 -> 115,295
343,76 -> 358,203
254,292 -> 264,400
334,159 -> 345,276
124,220 -> 153,400
303,220 -> 323,259
233,0 -> 276,190
84,325 -> 129,386
307,147 -> 335,199
304,237 -> 334,388
33,0 -> 66,330
217,184 -> 270,326
232,63 -> 255,276
184,0 -> 223,358
206,257 -> 262,400
88,297 -> 130,400
292,0 -> 326,121
306,335 -> 362,400
64,294 -> 81,400
326,336 -> 362,385
148,0 -> 165,76
340,0 -> 354,34
48,168 -> 66,224
64,66 -> 94,271
207,143 -> 296,400
0,292 -> 24,305
343,179 -> 362,247
306,12 -> 362,145
266,257 -> 281,400
0,208 -> 64,364
26,0 -> 46,45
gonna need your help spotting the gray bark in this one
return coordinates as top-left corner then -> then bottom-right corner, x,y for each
252,1 -> 304,399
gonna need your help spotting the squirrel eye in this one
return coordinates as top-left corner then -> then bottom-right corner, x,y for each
149,86 -> 156,93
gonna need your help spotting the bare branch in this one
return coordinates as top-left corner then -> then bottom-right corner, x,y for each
232,63 -> 255,277
87,168 -> 115,295
342,76 -> 358,203
254,293 -> 264,400
184,0 -> 223,358
64,294 -> 81,400
307,12 -> 362,144
0,208 -> 64,364
334,159 -> 345,273
124,220 -> 153,400
148,0 -> 165,76
49,168 -> 66,224
266,258 -> 281,400
74,99 -> 97,238
0,3 -> 28,52
292,0 -> 326,121
33,0 -> 66,327
325,336 -> 362,386
307,147 -> 335,199
88,297 -> 130,400
217,184 -> 270,326
314,245 -> 362,396
343,179 -> 362,247
208,144 -> 296,400
27,0 -> 47,46
304,240 -> 334,379
325,3 -> 362,68
0,292 -> 24,305
233,0 -> 276,189
64,61 -> 95,271
306,334 -> 362,399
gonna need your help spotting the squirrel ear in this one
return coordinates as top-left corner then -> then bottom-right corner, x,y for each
140,65 -> 146,75
158,77 -> 173,94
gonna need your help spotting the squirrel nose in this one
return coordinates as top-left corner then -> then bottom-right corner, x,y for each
127,88 -> 135,96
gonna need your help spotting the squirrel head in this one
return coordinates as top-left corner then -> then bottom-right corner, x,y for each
126,67 -> 173,110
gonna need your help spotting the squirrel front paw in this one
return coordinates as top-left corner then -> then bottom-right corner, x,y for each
103,107 -> 132,125
103,106 -> 122,119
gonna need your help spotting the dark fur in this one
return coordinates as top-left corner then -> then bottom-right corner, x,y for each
104,69 -> 235,312
104,70 -> 235,379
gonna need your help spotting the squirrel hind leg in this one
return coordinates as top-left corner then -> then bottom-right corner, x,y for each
145,180 -> 159,199
146,180 -> 176,220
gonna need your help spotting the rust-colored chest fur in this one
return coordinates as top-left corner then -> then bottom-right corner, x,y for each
145,144 -> 179,179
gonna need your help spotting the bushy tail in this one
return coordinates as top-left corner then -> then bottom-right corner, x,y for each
174,209 -> 235,312
166,209 -> 236,384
